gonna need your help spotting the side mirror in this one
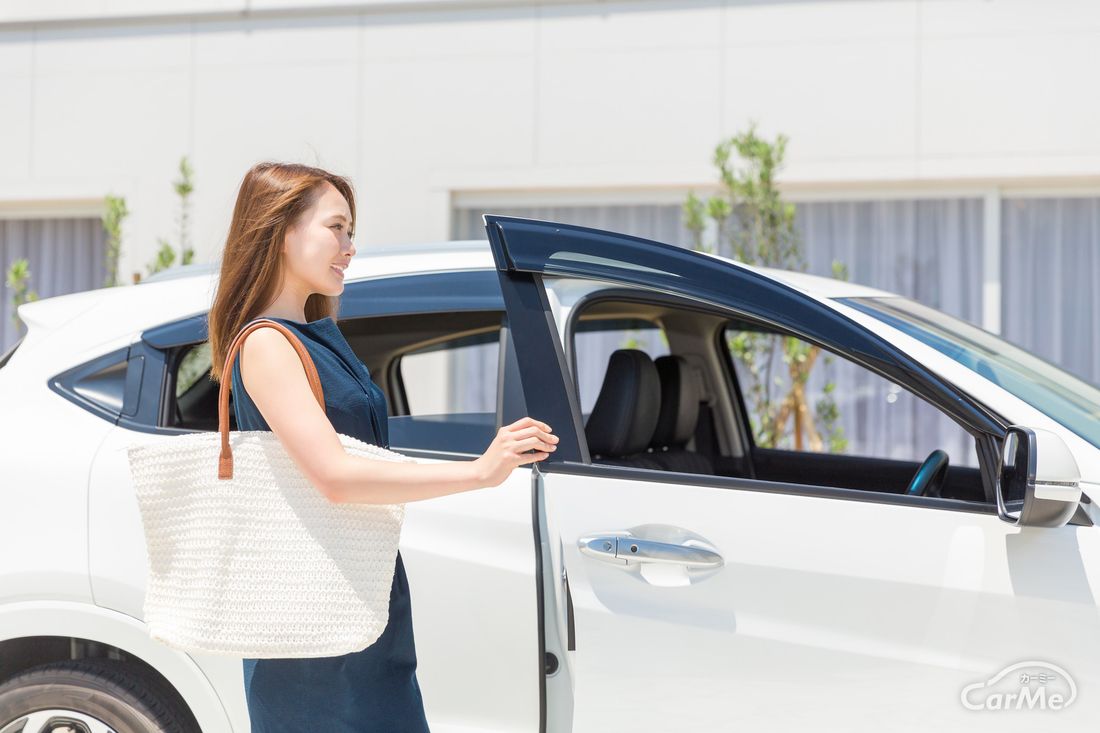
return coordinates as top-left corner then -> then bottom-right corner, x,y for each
996,426 -> 1082,528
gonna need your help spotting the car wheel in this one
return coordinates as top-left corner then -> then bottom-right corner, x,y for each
0,658 -> 193,733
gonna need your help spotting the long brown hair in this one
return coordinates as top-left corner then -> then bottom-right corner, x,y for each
208,161 -> 356,383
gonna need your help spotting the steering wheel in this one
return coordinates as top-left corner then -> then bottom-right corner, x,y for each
905,449 -> 950,497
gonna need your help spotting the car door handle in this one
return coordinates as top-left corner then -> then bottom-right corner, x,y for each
577,533 -> 723,568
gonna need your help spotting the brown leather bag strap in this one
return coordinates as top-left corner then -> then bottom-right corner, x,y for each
218,318 -> 326,480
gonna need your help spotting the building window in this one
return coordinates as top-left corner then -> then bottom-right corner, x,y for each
1001,196 -> 1100,385
0,216 -> 109,350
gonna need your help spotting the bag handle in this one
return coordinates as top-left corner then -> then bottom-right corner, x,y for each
217,318 -> 326,480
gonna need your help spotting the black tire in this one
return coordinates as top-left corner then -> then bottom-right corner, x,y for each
0,658 -> 193,733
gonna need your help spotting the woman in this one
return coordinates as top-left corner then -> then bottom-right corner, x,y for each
207,161 -> 558,732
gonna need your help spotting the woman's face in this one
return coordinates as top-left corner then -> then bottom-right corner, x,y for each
282,181 -> 356,296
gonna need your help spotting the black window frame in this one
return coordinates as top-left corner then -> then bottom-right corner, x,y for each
47,344 -> 135,425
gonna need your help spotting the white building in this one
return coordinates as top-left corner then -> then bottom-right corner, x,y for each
1,0 -> 1098,380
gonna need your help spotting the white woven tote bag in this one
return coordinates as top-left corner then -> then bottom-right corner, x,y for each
125,318 -> 418,658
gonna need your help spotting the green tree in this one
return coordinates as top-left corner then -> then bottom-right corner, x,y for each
146,155 -> 196,277
101,194 -> 128,287
683,123 -> 847,453
175,156 -> 196,266
6,259 -> 40,332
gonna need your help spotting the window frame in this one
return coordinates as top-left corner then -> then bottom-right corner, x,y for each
554,283 -> 1004,513
47,344 -> 133,425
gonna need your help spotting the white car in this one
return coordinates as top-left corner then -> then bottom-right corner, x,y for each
0,215 -> 1097,732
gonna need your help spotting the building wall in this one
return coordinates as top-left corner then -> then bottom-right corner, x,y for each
1,0 -> 1098,279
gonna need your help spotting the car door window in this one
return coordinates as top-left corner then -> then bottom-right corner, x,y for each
723,322 -> 986,501
398,329 -> 499,416
176,342 -> 211,397
388,317 -> 502,455
724,323 -> 979,466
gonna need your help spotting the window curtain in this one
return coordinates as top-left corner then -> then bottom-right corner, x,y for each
1001,197 -> 1100,385
0,217 -> 108,353
791,199 -> 984,467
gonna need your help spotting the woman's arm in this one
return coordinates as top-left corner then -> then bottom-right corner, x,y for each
238,327 -> 558,504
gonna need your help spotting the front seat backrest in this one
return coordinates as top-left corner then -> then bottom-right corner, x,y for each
584,349 -> 663,469
649,354 -> 714,475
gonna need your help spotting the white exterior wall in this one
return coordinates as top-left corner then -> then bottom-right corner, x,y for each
0,0 -> 1098,278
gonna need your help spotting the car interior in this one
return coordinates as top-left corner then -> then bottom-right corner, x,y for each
166,289 -> 990,504
169,310 -> 504,455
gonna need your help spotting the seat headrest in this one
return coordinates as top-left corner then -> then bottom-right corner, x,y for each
650,355 -> 701,449
585,349 -> 661,458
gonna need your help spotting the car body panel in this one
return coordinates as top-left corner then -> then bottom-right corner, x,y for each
11,244 -> 497,377
482,215 -> 1100,729
542,467 -> 1100,730
0,366 -> 108,606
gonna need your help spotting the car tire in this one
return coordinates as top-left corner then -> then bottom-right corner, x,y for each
0,658 -> 193,733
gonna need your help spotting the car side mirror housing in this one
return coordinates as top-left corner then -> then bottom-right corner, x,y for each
995,426 -> 1081,527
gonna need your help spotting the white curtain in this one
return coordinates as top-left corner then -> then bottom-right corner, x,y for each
1001,196 -> 1100,385
791,199 -> 984,466
0,217 -> 108,352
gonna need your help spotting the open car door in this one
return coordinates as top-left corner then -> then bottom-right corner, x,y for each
484,215 -> 1098,732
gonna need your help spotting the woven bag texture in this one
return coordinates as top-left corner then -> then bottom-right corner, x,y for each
126,429 -> 416,658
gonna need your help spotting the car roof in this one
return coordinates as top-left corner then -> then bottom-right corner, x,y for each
14,238 -> 896,370
137,239 -> 894,298
754,266 -> 893,298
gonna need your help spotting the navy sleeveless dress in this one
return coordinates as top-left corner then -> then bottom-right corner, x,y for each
229,315 -> 431,733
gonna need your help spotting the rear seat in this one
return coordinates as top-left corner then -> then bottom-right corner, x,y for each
584,349 -> 664,470
648,355 -> 715,475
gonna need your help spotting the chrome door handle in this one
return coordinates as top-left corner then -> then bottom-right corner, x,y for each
578,533 -> 723,568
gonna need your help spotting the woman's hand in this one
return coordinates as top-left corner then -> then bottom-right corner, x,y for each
473,417 -> 559,488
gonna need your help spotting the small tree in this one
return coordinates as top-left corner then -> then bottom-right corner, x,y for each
148,238 -> 177,276
6,259 -> 39,332
175,156 -> 196,266
102,194 -> 128,287
145,155 -> 196,277
683,123 -> 847,453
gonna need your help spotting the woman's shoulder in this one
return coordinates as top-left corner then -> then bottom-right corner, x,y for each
231,317 -> 338,388
236,326 -> 307,379
236,318 -> 318,353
